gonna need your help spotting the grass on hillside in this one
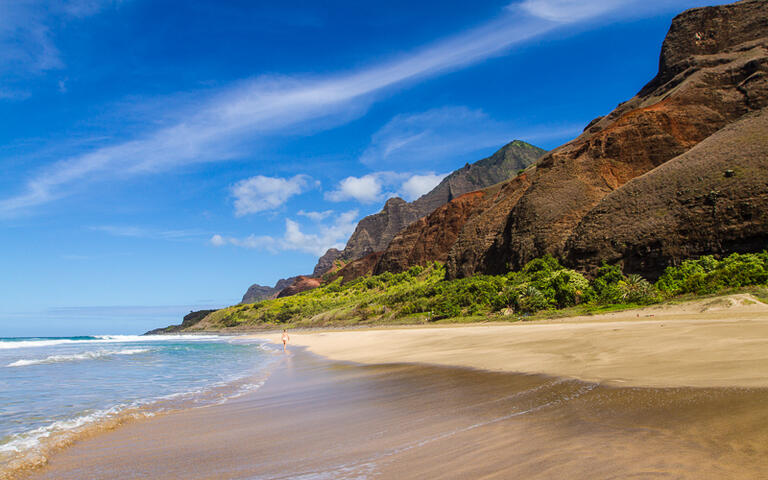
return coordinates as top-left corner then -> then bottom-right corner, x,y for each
187,252 -> 768,331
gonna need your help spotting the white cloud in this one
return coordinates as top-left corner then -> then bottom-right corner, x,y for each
517,0 -> 627,23
515,0 -> 714,24
91,225 -> 204,240
400,173 -> 448,201
0,0 -> 692,217
325,174 -> 386,204
0,4 -> 561,217
325,170 -> 458,204
231,174 -> 312,216
298,210 -> 334,221
209,234 -> 226,247
211,210 -> 359,257
212,234 -> 278,252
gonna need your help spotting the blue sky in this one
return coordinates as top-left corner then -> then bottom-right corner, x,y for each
1,0 -> 718,335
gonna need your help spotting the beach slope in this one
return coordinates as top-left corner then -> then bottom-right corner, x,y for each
262,294 -> 768,388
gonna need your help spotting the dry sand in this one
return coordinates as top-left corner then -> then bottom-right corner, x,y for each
23,351 -> 768,480
18,294 -> 768,479
260,294 -> 768,388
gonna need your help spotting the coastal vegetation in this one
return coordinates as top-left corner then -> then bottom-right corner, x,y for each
186,252 -> 768,331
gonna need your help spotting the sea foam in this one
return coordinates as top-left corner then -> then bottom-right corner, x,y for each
0,335 -> 277,478
6,348 -> 151,367
0,334 -> 225,350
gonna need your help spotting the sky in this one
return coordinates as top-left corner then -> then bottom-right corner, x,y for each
0,0 -> 720,336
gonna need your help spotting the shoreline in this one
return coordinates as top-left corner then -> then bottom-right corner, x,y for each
0,337 -> 281,480
16,292 -> 766,477
20,346 -> 768,479
256,293 -> 768,388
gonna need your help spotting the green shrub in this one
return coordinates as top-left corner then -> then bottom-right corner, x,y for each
617,274 -> 659,304
432,299 -> 461,319
657,257 -> 712,295
515,285 -> 550,314
203,252 -> 768,330
548,269 -> 594,308
592,263 -> 627,302
657,253 -> 768,295
522,255 -> 563,282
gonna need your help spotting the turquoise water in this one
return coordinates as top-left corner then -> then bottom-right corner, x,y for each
0,334 -> 279,470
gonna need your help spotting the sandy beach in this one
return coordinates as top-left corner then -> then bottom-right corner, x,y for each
22,350 -> 768,480
18,294 -> 768,479
261,294 -> 768,388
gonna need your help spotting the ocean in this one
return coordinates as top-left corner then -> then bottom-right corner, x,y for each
0,334 -> 280,474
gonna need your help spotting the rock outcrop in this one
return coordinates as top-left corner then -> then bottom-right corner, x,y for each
311,140 -> 545,275
374,191 -> 489,274
339,197 -> 424,263
440,0 -> 768,278
144,309 -> 217,334
241,284 -> 278,304
245,0 -> 768,295
241,276 -> 299,303
276,276 -> 322,298
329,252 -> 384,284
407,140 -> 545,216
312,248 -> 342,277
564,107 -> 768,278
366,170 -> 535,279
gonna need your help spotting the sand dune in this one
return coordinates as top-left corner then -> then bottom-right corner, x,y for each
261,294 -> 768,388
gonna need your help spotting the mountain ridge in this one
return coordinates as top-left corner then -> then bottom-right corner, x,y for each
311,140 -> 546,275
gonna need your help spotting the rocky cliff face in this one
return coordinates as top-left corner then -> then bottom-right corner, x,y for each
440,0 -> 768,278
339,197 -> 424,263
370,170 -> 535,279
311,140 -> 545,275
329,252 -> 384,284
241,276 -> 299,303
245,0 -> 768,296
312,248 -> 342,277
276,276 -> 322,298
374,191 -> 489,274
408,140 -> 545,216
241,284 -> 278,304
564,107 -> 768,278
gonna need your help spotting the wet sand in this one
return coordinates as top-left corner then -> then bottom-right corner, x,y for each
262,294 -> 768,388
17,294 -> 768,479
21,348 -> 768,480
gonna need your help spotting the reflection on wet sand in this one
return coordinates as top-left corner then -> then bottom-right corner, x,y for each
25,349 -> 768,480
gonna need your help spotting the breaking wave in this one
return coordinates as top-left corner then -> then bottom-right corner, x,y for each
6,348 -> 151,367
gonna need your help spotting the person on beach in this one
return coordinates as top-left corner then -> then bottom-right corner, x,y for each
281,329 -> 290,352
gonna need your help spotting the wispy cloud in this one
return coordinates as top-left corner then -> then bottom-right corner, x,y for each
41,303 -> 224,319
0,1 -> 120,77
211,210 -> 359,257
61,251 -> 132,261
90,225 -> 205,241
519,0 -> 714,24
0,0 -> 689,217
518,0 -> 624,23
297,210 -> 334,221
231,174 -> 315,216
325,104 -> 583,206
0,3 -> 561,217
360,106 -> 581,171
360,106 -> 512,170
